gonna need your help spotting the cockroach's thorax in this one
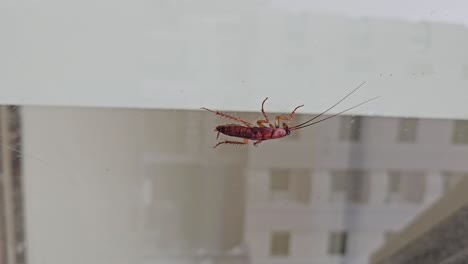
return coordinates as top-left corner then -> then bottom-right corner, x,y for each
272,128 -> 288,138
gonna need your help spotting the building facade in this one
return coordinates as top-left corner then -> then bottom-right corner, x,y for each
243,114 -> 468,264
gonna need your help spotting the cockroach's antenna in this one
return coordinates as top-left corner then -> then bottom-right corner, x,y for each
290,96 -> 380,130
290,81 -> 381,130
292,81 -> 367,129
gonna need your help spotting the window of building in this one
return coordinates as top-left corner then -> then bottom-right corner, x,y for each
330,171 -> 347,193
397,117 -> 418,143
330,170 -> 369,203
328,231 -> 347,256
270,231 -> 290,257
386,171 -> 426,203
347,170 -> 370,203
329,171 -> 347,202
339,116 -> 361,142
442,171 -> 468,192
452,120 -> 468,144
270,169 -> 311,204
386,172 -> 402,202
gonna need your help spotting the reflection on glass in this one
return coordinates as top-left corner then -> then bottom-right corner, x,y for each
0,105 -> 467,264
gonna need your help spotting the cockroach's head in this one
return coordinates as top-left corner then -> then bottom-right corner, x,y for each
215,125 -> 225,132
282,123 -> 291,135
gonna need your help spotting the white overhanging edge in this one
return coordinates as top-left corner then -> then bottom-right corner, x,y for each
4,78 -> 467,121
1,0 -> 468,121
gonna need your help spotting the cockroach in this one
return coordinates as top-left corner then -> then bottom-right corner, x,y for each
201,81 -> 379,148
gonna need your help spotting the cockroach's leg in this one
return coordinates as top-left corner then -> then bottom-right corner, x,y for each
261,98 -> 270,121
213,138 -> 249,148
253,140 -> 263,147
201,107 -> 253,127
274,104 -> 304,127
259,98 -> 275,128
256,120 -> 275,128
275,116 -> 291,128
290,104 -> 304,119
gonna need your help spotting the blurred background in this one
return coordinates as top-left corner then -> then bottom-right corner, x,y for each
1,0 -> 468,264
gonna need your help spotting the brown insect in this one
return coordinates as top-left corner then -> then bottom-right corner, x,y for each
201,81 -> 379,148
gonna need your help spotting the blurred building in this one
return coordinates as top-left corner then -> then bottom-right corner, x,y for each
19,107 -> 252,264
11,104 -> 468,264
137,109 -> 251,264
243,113 -> 468,264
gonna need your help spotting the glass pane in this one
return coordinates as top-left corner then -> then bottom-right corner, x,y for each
2,3 -> 468,264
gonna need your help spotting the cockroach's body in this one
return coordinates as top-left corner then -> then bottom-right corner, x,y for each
201,81 -> 379,148
215,125 -> 288,141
